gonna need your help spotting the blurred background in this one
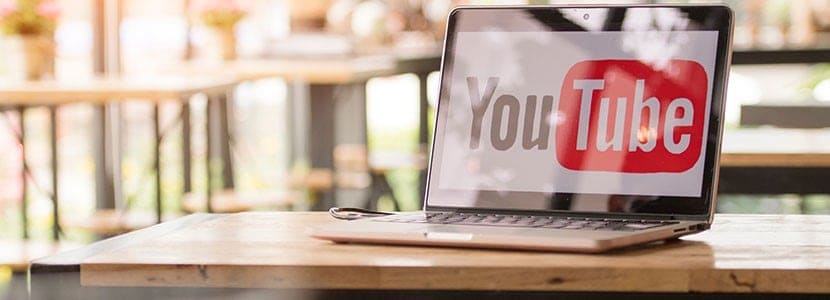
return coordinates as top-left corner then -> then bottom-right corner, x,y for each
3,0 -> 830,296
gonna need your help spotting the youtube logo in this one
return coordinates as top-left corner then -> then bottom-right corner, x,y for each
555,59 -> 708,173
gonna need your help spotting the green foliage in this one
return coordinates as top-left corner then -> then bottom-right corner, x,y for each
368,127 -> 422,211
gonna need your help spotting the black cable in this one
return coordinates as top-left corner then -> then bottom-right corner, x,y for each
329,207 -> 395,220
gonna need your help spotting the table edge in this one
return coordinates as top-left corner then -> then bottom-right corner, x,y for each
29,213 -> 221,274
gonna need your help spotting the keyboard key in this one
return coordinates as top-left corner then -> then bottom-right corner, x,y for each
458,217 -> 485,224
481,216 -> 504,223
587,221 -> 608,227
496,218 -> 520,225
514,217 -> 537,225
530,218 -> 555,227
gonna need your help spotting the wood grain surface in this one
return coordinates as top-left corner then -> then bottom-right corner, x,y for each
1,240 -> 83,272
78,212 -> 830,293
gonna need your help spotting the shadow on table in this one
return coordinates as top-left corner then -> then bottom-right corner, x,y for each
607,237 -> 713,256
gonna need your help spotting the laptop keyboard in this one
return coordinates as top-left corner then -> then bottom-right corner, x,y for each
372,212 -> 678,231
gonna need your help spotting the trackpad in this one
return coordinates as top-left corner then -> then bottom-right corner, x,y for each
425,231 -> 474,241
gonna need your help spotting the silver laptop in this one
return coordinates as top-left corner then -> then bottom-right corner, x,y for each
311,4 -> 734,253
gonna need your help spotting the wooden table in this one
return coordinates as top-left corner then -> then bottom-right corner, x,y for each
174,56 -> 398,84
0,240 -> 82,272
719,128 -> 830,194
172,50 -> 441,209
28,212 -> 830,299
0,77 -> 237,104
0,76 -> 240,240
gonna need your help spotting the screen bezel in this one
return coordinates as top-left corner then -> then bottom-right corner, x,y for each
423,5 -> 734,222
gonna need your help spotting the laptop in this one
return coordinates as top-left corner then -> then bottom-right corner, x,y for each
311,4 -> 734,253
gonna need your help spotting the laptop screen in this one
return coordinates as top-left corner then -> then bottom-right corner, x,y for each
426,6 -> 732,217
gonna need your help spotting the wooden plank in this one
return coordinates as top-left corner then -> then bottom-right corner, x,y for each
0,76 -> 239,104
720,153 -> 830,167
77,212 -> 830,293
170,56 -> 398,84
167,49 -> 441,84
721,128 -> 830,167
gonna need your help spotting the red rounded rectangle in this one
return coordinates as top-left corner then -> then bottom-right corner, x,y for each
555,59 -> 708,173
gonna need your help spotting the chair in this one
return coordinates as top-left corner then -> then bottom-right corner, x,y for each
334,144 -> 426,210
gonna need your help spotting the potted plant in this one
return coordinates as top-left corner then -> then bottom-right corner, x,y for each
0,0 -> 60,80
190,0 -> 247,60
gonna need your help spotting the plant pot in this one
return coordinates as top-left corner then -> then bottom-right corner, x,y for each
206,27 -> 237,61
4,34 -> 55,81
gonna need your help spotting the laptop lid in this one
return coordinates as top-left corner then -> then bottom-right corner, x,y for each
425,5 -> 733,222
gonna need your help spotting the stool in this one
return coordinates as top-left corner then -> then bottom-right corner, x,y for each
334,144 -> 426,210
